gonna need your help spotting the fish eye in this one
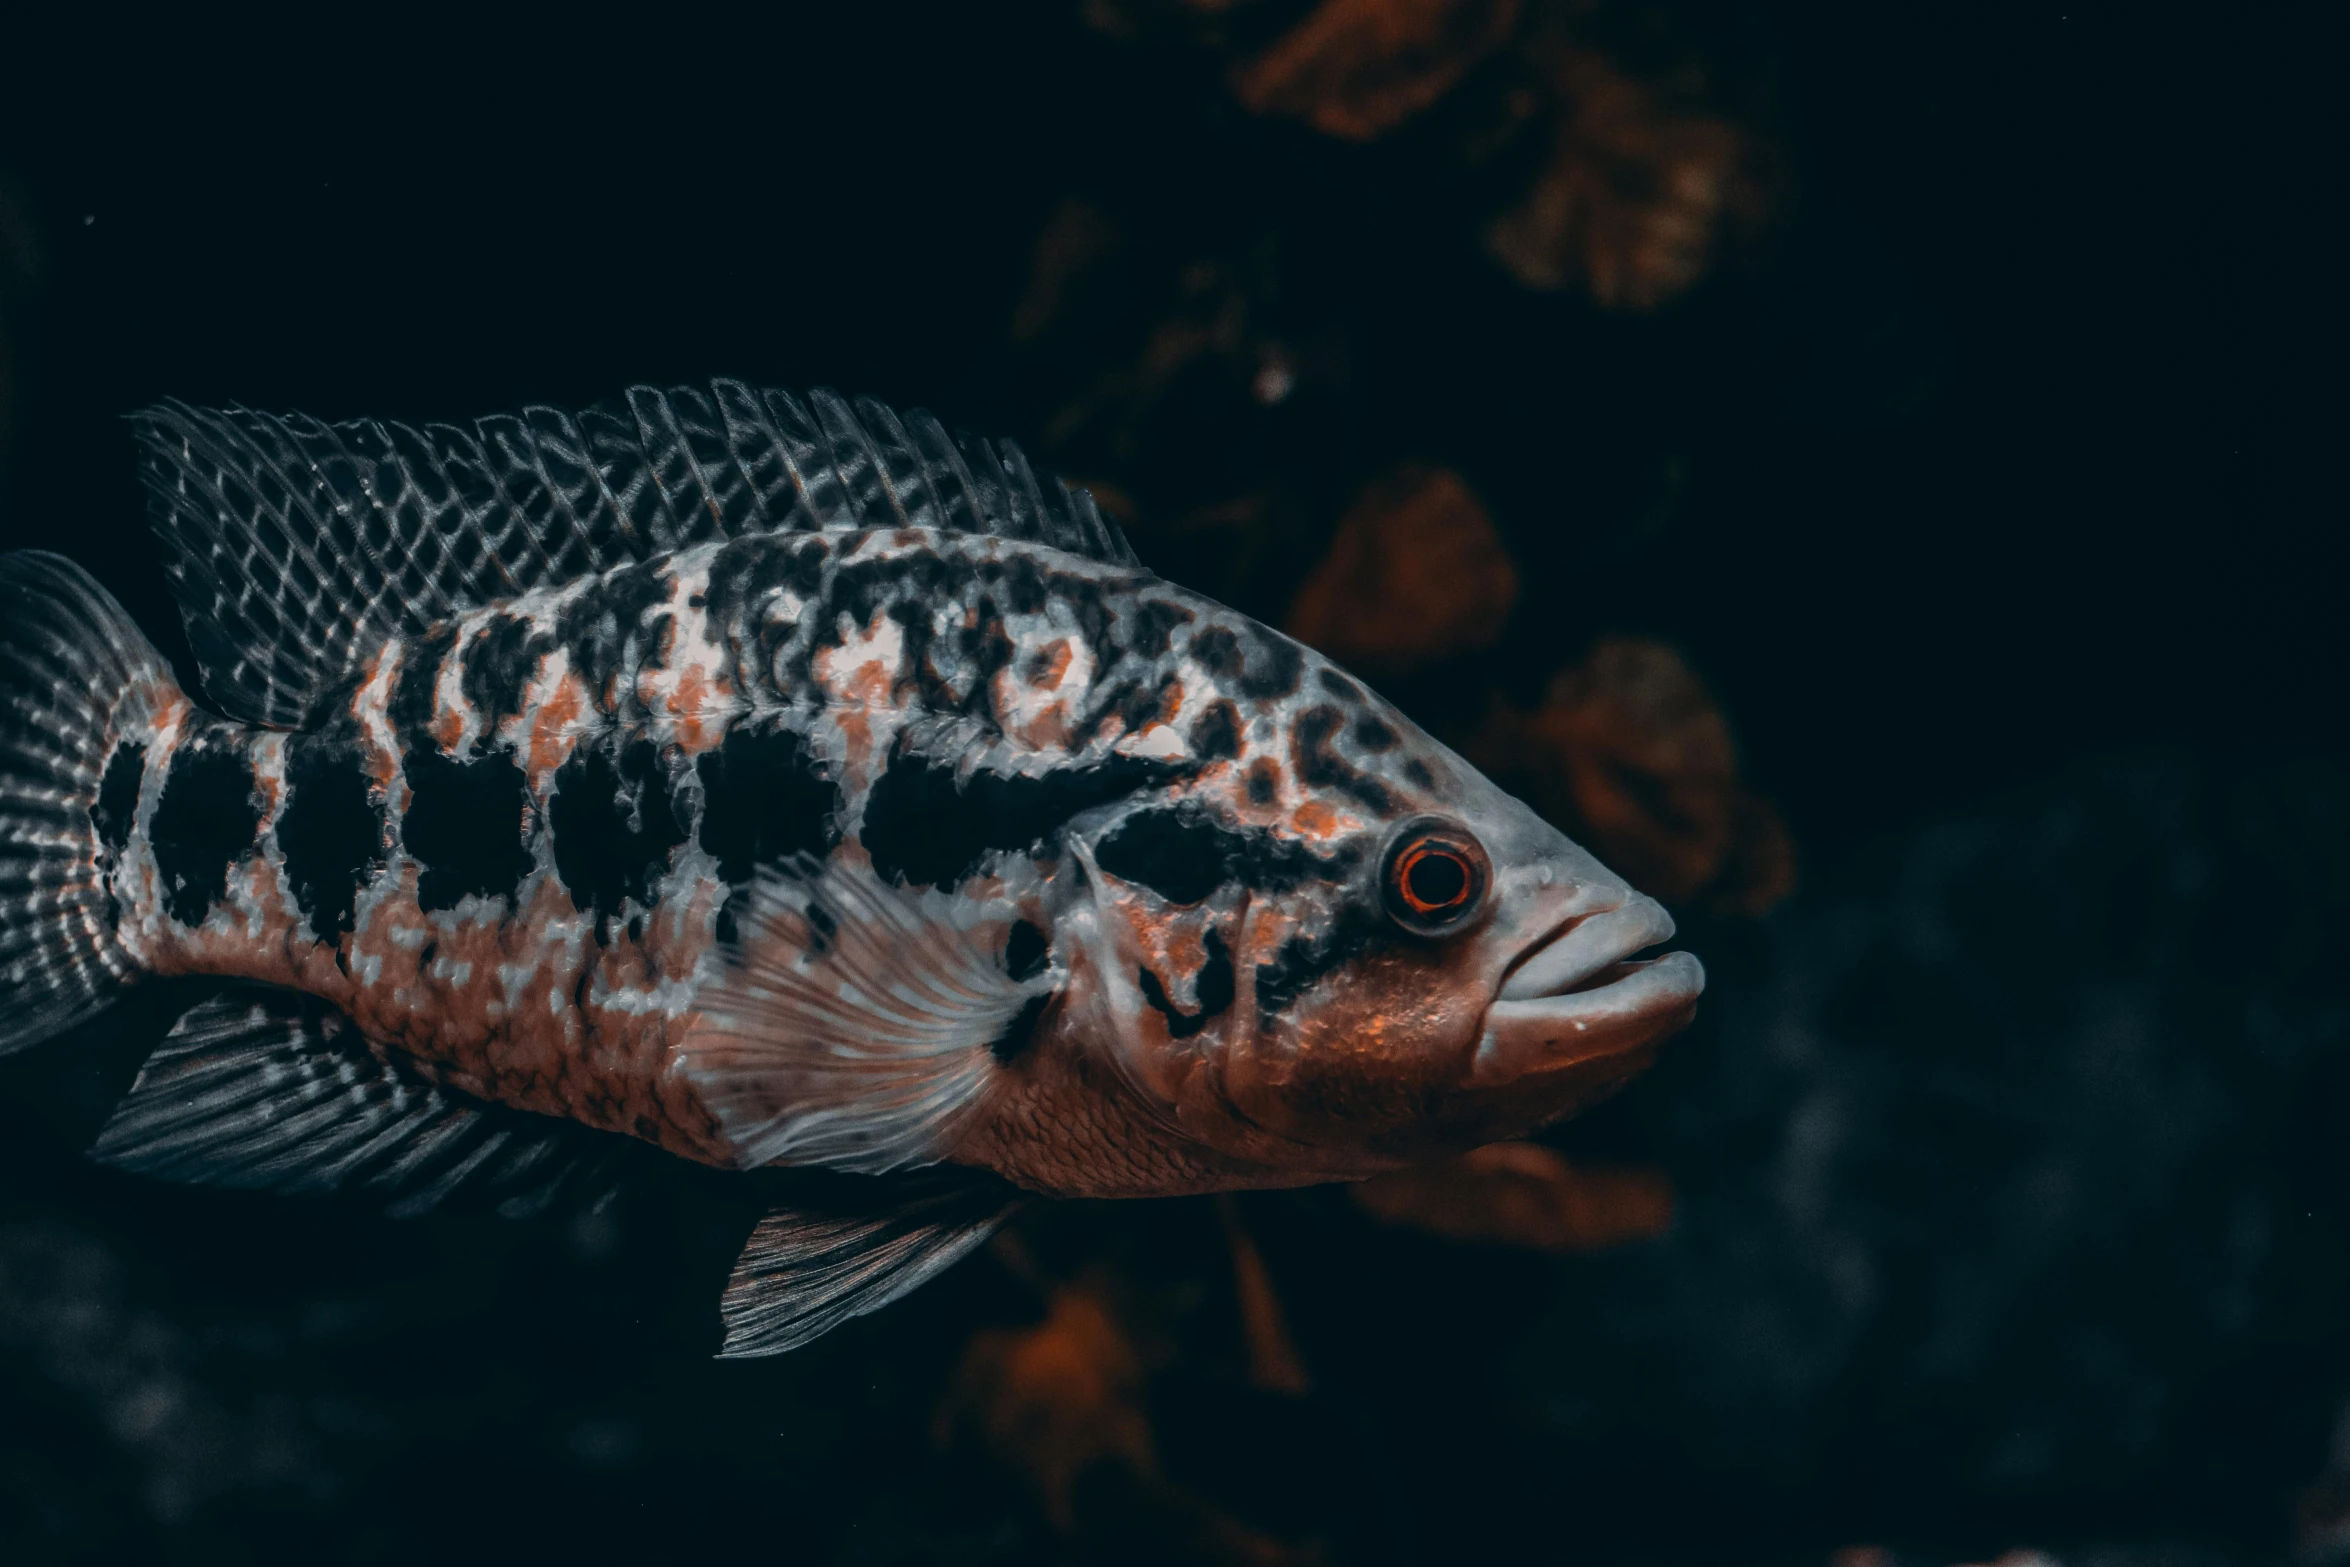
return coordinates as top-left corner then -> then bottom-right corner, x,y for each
1380,819 -> 1489,936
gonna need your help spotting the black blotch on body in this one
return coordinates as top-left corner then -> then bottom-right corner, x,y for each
1293,704 -> 1398,815
549,737 -> 689,929
993,555 -> 1120,658
1353,715 -> 1399,752
698,534 -> 821,627
861,746 -> 1188,890
1005,919 -> 1048,982
278,738 -> 385,941
1019,638 -> 1069,685
1133,599 -> 1194,658
1098,804 -> 1346,903
403,747 -> 534,912
1318,670 -> 1364,704
931,598 -> 1019,721
1097,809 -> 1228,905
91,742 -> 144,853
1138,928 -> 1235,1040
150,737 -> 263,926
1190,701 -> 1242,761
1076,672 -> 1182,747
698,535 -> 834,694
695,724 -> 840,884
1190,626 -> 1242,679
1403,759 -> 1436,791
801,550 -> 955,712
1245,759 -> 1279,806
1254,908 -> 1385,1016
990,992 -> 1051,1064
459,615 -> 546,732
556,560 -> 676,707
998,555 -> 1047,615
826,548 -> 1022,723
1239,630 -> 1305,701
386,624 -> 461,739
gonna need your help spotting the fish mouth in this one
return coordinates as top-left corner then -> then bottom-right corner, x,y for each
1467,894 -> 1704,1090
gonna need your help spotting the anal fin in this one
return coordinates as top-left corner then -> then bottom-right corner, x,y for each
719,1169 -> 1023,1357
89,988 -> 648,1218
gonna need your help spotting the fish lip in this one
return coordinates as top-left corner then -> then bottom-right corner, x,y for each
1497,894 -> 1679,1001
1467,951 -> 1705,1090
1469,892 -> 1701,1091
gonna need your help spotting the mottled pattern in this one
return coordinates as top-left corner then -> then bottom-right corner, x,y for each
93,527 -> 1452,1174
131,383 -> 1137,731
65,383 -> 1698,1207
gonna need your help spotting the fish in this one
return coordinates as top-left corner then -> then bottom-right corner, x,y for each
0,381 -> 1703,1354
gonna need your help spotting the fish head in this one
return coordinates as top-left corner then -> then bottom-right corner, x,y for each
1052,638 -> 1703,1183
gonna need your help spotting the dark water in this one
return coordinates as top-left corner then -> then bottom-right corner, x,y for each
0,4 -> 2338,1563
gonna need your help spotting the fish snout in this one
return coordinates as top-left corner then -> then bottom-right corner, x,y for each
1468,893 -> 1703,1091
1498,894 -> 1677,1001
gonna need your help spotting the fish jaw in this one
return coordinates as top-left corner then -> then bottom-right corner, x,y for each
1466,892 -> 1703,1093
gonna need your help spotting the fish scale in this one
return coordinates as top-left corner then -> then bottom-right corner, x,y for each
88,523 -> 1402,1166
0,380 -> 1702,1356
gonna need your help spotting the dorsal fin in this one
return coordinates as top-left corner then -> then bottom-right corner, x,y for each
131,382 -> 1143,728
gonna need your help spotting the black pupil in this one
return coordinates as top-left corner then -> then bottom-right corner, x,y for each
1406,848 -> 1468,909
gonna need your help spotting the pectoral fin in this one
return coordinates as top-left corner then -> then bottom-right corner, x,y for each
682,855 -> 1049,1175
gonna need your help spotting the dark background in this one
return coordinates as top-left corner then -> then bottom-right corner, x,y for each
0,4 -> 2341,1564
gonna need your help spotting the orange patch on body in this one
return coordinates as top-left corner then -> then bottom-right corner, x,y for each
252,749 -> 286,820
831,660 -> 900,781
1292,799 -> 1341,841
147,858 -> 307,984
335,872 -> 733,1166
352,649 -> 404,787
665,661 -> 729,755
1036,638 -> 1074,691
428,696 -> 465,753
526,673 -> 587,781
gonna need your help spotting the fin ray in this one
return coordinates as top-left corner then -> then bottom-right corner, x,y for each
90,989 -> 645,1218
682,855 -> 1044,1176
132,382 -> 1142,728
718,1170 -> 1022,1357
0,552 -> 171,1053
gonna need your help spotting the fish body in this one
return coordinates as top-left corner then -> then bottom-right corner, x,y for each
0,383 -> 1701,1350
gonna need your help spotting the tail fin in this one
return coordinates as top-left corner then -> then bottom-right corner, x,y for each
0,551 -> 175,1053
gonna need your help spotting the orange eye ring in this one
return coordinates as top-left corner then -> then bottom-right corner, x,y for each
1380,819 -> 1490,935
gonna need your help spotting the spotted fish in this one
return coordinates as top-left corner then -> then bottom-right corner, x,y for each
0,382 -> 1703,1353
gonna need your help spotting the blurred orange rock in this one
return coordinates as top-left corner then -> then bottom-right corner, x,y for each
1232,0 -> 1521,141
1285,464 -> 1518,675
1485,43 -> 1766,309
1010,198 -> 1124,346
1466,636 -> 1793,912
938,1276 -> 1314,1560
1215,1194 -> 1312,1396
1827,1550 -> 1894,1567
938,1283 -> 1155,1532
1351,1141 -> 1674,1251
